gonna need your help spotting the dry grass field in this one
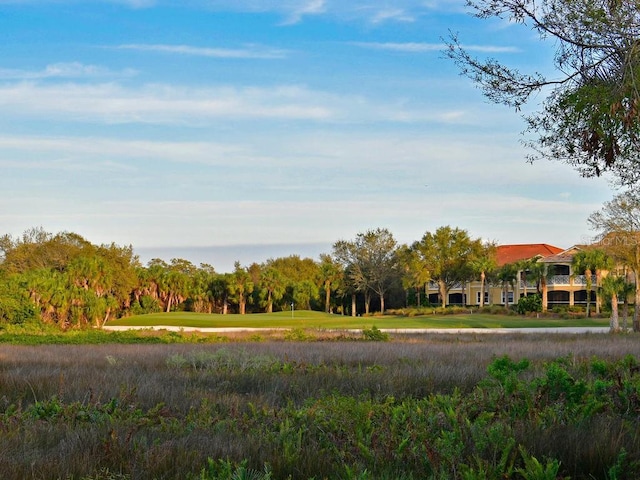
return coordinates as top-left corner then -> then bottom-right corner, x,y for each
1,332 -> 639,479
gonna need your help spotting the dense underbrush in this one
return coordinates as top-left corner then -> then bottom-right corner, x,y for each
0,335 -> 639,479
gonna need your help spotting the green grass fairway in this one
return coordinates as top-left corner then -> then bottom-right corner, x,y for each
106,310 -> 609,330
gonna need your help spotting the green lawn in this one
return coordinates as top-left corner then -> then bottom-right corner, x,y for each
105,310 -> 610,330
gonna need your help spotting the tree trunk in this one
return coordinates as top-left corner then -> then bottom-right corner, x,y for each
267,290 -> 273,314
595,271 -> 602,315
438,280 -> 447,309
634,284 -> 640,332
479,272 -> 486,308
101,307 -> 111,327
541,280 -> 548,312
623,270 -> 631,331
364,291 -> 371,314
380,293 -> 385,315
239,294 -> 246,315
351,293 -> 356,317
610,292 -> 620,333
585,268 -> 592,318
325,284 -> 331,313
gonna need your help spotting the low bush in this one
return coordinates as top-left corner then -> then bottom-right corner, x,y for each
516,294 -> 542,314
361,325 -> 389,341
479,305 -> 511,315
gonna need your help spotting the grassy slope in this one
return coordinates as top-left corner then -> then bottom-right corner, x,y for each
106,310 -> 609,329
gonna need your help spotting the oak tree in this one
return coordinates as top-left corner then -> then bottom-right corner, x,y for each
447,0 -> 640,186
411,226 -> 484,308
333,228 -> 400,314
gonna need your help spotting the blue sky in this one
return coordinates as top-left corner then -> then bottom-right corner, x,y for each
0,0 -> 615,271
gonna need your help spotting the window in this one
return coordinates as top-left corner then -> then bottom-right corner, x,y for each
501,291 -> 514,304
476,291 -> 489,304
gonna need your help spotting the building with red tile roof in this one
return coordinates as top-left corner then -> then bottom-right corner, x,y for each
425,242 -> 609,311
496,244 -> 564,266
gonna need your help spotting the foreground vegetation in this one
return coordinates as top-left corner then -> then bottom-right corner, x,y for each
1,333 -> 639,479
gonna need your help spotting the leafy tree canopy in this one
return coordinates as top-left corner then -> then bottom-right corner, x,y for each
588,191 -> 640,330
447,0 -> 640,187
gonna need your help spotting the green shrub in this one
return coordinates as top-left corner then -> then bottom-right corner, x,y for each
198,459 -> 273,480
283,328 -> 315,341
361,326 -> 389,342
517,294 -> 542,314
130,295 -> 162,315
516,447 -> 563,480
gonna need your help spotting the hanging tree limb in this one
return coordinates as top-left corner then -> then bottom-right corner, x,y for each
445,0 -> 640,186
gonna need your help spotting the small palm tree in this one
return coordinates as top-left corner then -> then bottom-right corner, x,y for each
600,275 -> 627,332
471,245 -> 497,308
497,263 -> 518,308
571,248 -> 613,317
528,261 -> 550,311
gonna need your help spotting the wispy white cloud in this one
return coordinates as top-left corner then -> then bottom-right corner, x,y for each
353,42 -> 519,54
462,44 -> 520,53
352,42 -> 445,53
0,62 -> 137,80
0,135 -> 271,167
115,43 -> 289,59
0,81 -> 474,125
279,0 -> 326,25
370,8 -> 415,24
0,82 -> 334,123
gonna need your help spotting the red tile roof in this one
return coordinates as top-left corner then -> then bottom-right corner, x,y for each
496,244 -> 564,266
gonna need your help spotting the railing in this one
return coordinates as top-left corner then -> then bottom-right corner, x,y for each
519,280 -> 537,289
548,275 -> 570,285
571,275 -> 597,286
547,274 -> 597,286
427,282 -> 466,290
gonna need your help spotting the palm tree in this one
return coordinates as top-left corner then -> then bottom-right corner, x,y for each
496,263 -> 518,308
527,261 -> 551,311
209,274 -> 231,314
228,262 -> 254,315
259,266 -> 286,313
600,275 -> 626,332
398,245 -> 430,308
318,254 -> 343,313
571,249 -> 613,317
471,243 -> 497,308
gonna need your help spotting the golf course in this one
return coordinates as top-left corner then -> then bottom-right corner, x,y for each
104,310 -> 610,331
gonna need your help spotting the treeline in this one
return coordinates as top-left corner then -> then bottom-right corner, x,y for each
2,215 -> 637,330
0,226 -> 494,329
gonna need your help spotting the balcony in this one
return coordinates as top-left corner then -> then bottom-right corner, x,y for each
548,275 -> 570,286
571,274 -> 596,286
547,274 -> 597,286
